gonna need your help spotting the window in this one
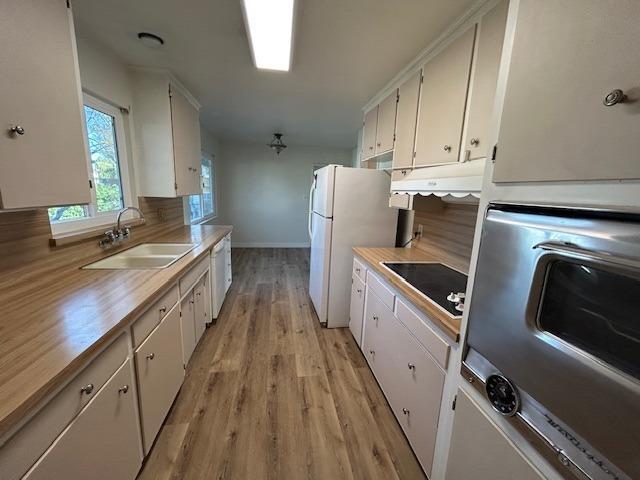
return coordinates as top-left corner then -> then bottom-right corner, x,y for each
187,153 -> 216,223
48,93 -> 132,234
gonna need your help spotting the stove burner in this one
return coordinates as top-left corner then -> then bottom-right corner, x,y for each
382,262 -> 467,316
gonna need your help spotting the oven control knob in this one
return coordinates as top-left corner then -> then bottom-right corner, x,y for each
485,374 -> 520,417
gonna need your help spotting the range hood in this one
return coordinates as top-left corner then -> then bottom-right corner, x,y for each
391,158 -> 485,198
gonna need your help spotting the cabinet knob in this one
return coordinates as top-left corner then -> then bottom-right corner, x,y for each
408,363 -> 415,370
369,146 -> 373,150
9,125 -> 25,136
603,89 -> 626,106
402,408 -> 410,415
80,383 -> 94,395
355,268 -> 361,273
443,145 -> 452,153
401,170 -> 407,175
159,306 -> 167,314
373,315 -> 379,324
146,353 -> 155,360
369,349 -> 375,355
377,142 -> 381,147
356,288 -> 362,294
470,138 -> 480,147
118,385 -> 129,395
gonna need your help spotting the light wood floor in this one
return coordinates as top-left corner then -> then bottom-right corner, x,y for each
138,248 -> 426,480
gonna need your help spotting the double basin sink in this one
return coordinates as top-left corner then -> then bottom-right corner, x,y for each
83,243 -> 197,270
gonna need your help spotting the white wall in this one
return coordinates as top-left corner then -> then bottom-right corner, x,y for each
213,140 -> 352,247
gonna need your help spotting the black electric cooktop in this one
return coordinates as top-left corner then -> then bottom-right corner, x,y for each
382,262 -> 468,316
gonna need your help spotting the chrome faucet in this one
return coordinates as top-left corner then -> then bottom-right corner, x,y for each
99,206 -> 146,248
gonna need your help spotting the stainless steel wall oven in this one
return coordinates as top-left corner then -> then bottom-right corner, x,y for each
463,203 -> 640,480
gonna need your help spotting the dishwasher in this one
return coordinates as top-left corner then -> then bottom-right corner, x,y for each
211,241 -> 227,319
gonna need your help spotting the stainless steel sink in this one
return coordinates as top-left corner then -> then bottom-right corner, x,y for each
82,243 -> 197,270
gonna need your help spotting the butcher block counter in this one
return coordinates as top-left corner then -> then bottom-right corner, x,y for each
0,224 -> 232,441
352,246 -> 469,341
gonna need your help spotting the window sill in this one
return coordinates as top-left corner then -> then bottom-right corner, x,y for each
190,213 -> 217,226
49,219 -> 145,248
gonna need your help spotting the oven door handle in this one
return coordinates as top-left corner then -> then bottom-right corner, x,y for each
533,240 -> 640,271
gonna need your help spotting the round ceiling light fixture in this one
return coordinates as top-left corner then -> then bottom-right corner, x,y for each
137,32 -> 165,48
268,133 -> 287,155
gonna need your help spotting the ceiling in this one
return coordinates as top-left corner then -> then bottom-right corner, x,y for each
73,0 -> 477,148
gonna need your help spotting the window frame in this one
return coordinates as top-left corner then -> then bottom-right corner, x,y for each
184,151 -> 217,225
49,93 -> 133,235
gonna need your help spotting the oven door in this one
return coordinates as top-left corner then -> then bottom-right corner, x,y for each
465,204 -> 640,480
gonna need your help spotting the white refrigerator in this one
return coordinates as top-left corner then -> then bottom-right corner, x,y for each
308,165 -> 398,328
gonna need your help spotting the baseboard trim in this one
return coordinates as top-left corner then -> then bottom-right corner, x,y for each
232,242 -> 311,248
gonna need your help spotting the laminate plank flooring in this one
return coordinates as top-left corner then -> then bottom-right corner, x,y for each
138,248 -> 426,480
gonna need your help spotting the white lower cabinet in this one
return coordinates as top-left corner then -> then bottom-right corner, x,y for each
135,305 -> 185,453
445,389 -> 545,480
349,274 -> 366,346
24,360 -> 141,480
180,292 -> 198,366
359,257 -> 449,477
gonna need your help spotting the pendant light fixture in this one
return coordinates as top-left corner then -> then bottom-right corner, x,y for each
268,133 -> 287,155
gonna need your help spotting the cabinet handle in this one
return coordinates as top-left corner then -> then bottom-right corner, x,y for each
373,315 -> 379,325
401,170 -> 407,176
118,385 -> 129,395
356,289 -> 362,294
369,349 -> 375,355
470,138 -> 480,147
377,142 -> 381,147
355,268 -> 361,273
402,408 -> 410,415
603,89 -> 626,106
159,306 -> 167,314
443,145 -> 452,153
10,125 -> 25,136
146,353 -> 155,360
369,146 -> 373,150
408,363 -> 415,370
80,383 -> 94,395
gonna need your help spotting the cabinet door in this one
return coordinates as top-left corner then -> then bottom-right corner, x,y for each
170,86 -> 201,196
193,276 -> 206,344
24,360 -> 141,480
180,292 -> 197,365
135,305 -> 185,453
462,0 -> 508,160
493,0 -> 640,183
393,71 -> 422,169
0,0 -> 90,209
361,106 -> 378,159
375,90 -> 398,154
362,290 -> 396,397
445,390 -> 545,480
414,27 -> 476,166
348,275 -> 366,347
385,318 -> 445,477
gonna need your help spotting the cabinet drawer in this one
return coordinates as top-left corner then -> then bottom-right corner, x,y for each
367,272 -> 395,311
0,334 -> 128,480
386,316 -> 445,477
135,304 -> 185,453
349,275 -> 366,347
396,298 -> 450,369
352,257 -> 366,282
23,360 -> 141,480
362,290 -> 396,396
132,283 -> 179,348
179,255 -> 209,294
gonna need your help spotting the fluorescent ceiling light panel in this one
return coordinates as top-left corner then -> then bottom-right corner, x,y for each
242,0 -> 294,71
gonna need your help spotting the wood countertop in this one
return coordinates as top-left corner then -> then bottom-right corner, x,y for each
0,224 -> 232,440
352,247 -> 469,342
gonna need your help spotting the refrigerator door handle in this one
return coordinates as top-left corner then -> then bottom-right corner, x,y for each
308,177 -> 316,239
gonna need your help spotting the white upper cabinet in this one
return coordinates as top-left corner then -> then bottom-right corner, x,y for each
393,71 -> 422,170
132,70 -> 201,197
375,89 -> 398,154
462,0 -> 508,161
0,0 -> 90,209
493,0 -> 640,183
414,26 -> 476,167
361,106 -> 378,159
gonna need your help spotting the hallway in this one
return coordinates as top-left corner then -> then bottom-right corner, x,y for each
138,248 -> 425,480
